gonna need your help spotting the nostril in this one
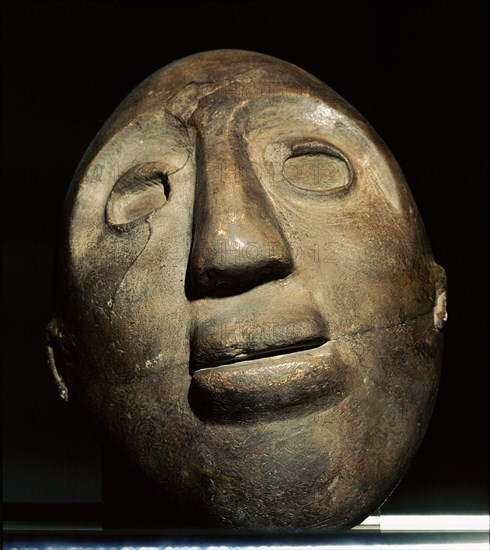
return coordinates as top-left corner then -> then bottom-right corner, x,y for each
186,254 -> 293,300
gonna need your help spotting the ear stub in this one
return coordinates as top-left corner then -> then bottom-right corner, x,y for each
432,263 -> 448,330
433,290 -> 448,330
45,318 -> 69,402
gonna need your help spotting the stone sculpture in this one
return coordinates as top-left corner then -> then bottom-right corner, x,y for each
46,50 -> 447,528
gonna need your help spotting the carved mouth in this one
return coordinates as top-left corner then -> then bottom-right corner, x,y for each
188,293 -> 348,421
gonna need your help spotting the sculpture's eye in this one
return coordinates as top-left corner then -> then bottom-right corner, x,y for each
283,149 -> 351,194
106,162 -> 170,230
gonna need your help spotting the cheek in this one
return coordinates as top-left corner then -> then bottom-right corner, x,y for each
68,213 -> 194,384
332,313 -> 441,472
108,238 -> 192,378
68,237 -> 192,385
66,162 -> 196,384
273,195 -> 434,338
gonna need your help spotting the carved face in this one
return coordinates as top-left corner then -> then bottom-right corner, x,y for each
47,51 -> 446,528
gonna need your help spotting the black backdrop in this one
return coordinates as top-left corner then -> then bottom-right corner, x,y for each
2,1 -> 488,515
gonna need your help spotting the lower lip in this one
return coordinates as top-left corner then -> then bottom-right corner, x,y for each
189,342 -> 348,421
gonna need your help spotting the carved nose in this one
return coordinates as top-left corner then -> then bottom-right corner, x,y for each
187,139 -> 293,299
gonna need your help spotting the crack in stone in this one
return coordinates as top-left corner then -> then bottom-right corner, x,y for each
96,307 -> 436,388
166,149 -> 191,176
166,68 -> 266,122
166,68 -> 258,103
110,218 -> 153,311
105,146 -> 191,315
329,307 -> 434,343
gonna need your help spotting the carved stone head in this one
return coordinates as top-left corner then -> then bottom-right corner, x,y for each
47,50 -> 446,528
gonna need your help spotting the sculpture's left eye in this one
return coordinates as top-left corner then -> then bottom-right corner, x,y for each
283,150 -> 351,194
106,162 -> 170,230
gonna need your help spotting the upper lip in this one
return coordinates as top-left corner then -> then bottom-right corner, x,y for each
189,308 -> 328,374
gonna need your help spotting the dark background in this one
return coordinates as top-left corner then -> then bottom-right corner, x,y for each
2,1 -> 488,517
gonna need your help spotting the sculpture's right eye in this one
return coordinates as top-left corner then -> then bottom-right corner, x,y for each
106,162 -> 170,230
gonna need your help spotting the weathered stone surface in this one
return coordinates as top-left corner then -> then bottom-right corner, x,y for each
46,50 -> 446,529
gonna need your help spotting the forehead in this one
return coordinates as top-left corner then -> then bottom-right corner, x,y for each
66,50 -> 417,228
96,50 -> 365,140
